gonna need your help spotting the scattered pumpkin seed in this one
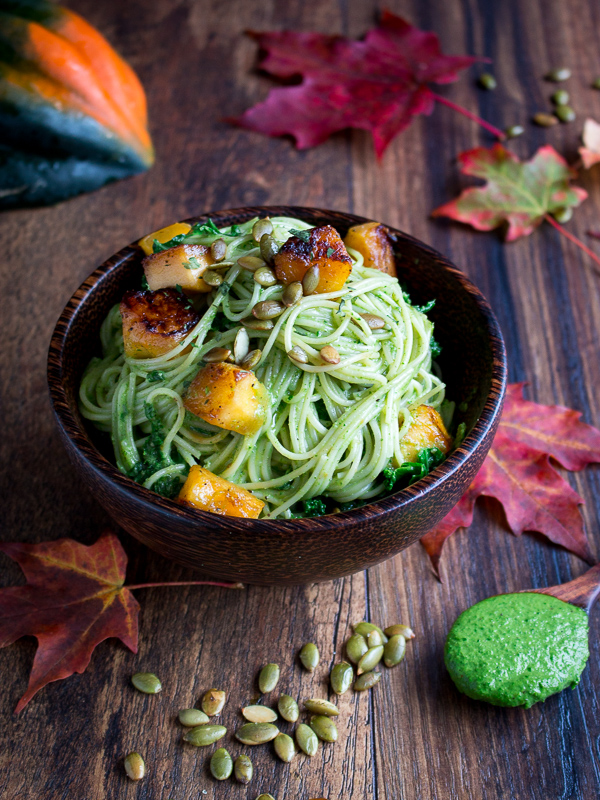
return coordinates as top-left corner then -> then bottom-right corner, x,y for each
124,752 -> 145,781
240,349 -> 263,370
354,671 -> 382,691
478,72 -> 497,90
235,722 -> 280,745
353,622 -> 388,642
360,313 -> 385,330
183,724 -> 227,747
201,688 -> 226,716
256,795 -> 276,800
210,238 -> 227,262
555,105 -> 576,123
178,708 -> 209,727
253,300 -> 285,320
346,633 -> 369,664
258,663 -> 280,693
282,281 -> 303,307
210,748 -> 233,781
551,89 -> 569,106
366,630 -> 384,648
302,265 -> 320,295
254,266 -> 278,287
278,694 -> 299,722
320,344 -> 340,364
234,754 -> 253,784
131,672 -> 161,694
505,124 -> 524,139
593,77 -> 600,90
242,317 -> 275,331
243,705 -> 278,723
296,723 -> 319,756
299,642 -> 319,672
233,327 -> 250,363
553,207 -> 573,223
274,732 -> 296,762
533,112 -> 558,127
310,715 -> 338,742
384,635 -> 407,667
357,645 -> 384,675
303,698 -> 339,717
384,624 -> 415,639
546,67 -> 571,82
288,345 -> 309,364
260,233 -> 279,263
238,255 -> 266,272
253,218 -> 274,242
204,347 -> 232,363
203,269 -> 223,287
330,662 -> 354,695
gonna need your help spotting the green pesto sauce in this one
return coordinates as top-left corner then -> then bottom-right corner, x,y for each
444,592 -> 589,708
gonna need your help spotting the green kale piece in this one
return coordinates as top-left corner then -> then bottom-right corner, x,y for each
146,370 -> 165,383
302,497 -> 327,517
430,337 -> 442,358
415,299 -> 435,314
382,447 -> 445,492
289,228 -> 312,242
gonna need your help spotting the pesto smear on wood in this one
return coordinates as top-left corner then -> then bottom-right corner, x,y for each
444,592 -> 589,708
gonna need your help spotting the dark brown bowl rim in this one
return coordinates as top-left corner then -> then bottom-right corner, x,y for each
47,205 -> 507,534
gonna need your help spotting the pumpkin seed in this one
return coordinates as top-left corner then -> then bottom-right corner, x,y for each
204,347 -> 232,363
201,688 -> 226,716
357,645 -> 384,675
256,795 -> 276,800
210,238 -> 227,262
320,344 -> 340,364
258,663 -> 280,693
203,269 -> 223,287
131,672 -> 161,694
553,207 -> 573,223
296,723 -> 319,756
282,281 -> 303,307
384,634 -> 407,667
234,754 -> 253,784
235,722 -> 280,745
253,300 -> 285,320
243,705 -> 278,723
555,105 -> 576,123
299,642 -> 319,672
303,698 -> 339,717
384,624 -> 415,639
353,622 -> 388,642
124,752 -> 145,781
178,708 -> 210,727
278,694 -> 299,722
238,255 -> 266,272
551,89 -> 569,106
505,124 -> 524,139
234,327 -> 250,363
330,662 -> 353,695
593,77 -> 600,90
288,345 -> 309,364
240,349 -> 263,370
354,671 -> 382,691
242,317 -> 275,331
302,265 -> 320,295
253,217 -> 274,242
254,266 -> 278,287
310,715 -> 338,743
183,724 -> 227,746
546,67 -> 571,82
260,233 -> 279,263
533,112 -> 558,127
360,313 -> 385,330
274,732 -> 296,762
210,748 -> 233,780
478,72 -> 497,90
366,630 -> 384,648
346,633 -> 369,664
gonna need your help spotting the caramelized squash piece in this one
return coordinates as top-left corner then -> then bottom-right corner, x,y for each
184,362 -> 268,436
344,221 -> 396,276
138,222 -> 192,256
274,225 -> 352,293
400,405 -> 452,463
120,288 -> 199,358
179,465 -> 264,518
143,243 -> 214,293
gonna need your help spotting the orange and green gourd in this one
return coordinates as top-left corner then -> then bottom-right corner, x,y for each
0,0 -> 154,208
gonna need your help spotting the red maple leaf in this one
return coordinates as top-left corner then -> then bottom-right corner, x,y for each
421,384 -> 600,579
0,533 -> 242,712
232,11 -> 503,158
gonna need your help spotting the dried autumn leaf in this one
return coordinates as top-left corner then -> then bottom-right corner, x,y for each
232,12 -> 500,158
579,118 -> 600,169
421,384 -> 600,579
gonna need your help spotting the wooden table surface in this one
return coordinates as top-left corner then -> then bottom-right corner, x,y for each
2,1 -> 600,798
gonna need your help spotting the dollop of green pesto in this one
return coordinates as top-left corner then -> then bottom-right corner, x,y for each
444,592 -> 589,708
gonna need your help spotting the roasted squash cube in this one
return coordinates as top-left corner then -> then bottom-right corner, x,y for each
179,465 -> 264,518
344,221 -> 396,276
274,225 -> 352,293
400,405 -> 452,463
184,362 -> 268,436
138,222 -> 192,256
143,244 -> 214,293
120,288 -> 199,359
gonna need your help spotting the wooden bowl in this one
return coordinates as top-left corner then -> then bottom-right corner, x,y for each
48,206 -> 506,585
